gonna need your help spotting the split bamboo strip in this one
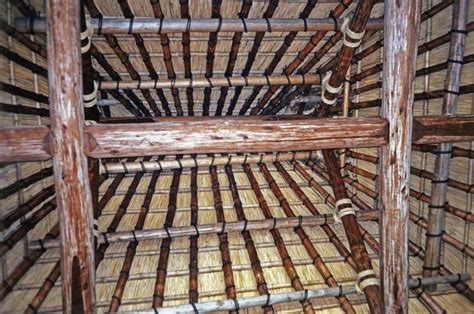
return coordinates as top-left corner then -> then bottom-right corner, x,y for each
15,17 -> 385,35
226,0 -> 279,115
101,151 -> 319,174
202,0 -> 222,116
150,0 -> 183,116
0,20 -> 47,58
273,0 -> 452,114
225,164 -> 274,313
424,0 -> 469,289
108,170 -> 161,312
98,73 -> 323,90
0,102 -> 49,117
188,167 -> 199,303
0,167 -> 52,199
413,144 -> 474,159
209,166 -> 238,313
0,225 -> 59,301
116,0 -> 163,117
319,151 -> 380,312
239,0 -> 318,115
260,163 -> 355,313
83,0 -> 153,117
179,0 -> 194,116
0,45 -> 47,77
152,274 -> 470,313
152,168 -> 182,308
215,0 -> 252,116
249,0 -> 355,115
25,162 -> 131,312
243,164 -> 315,313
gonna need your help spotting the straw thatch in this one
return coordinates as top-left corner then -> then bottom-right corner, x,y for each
0,0 -> 473,312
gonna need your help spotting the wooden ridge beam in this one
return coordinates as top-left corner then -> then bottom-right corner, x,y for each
3,115 -> 474,162
15,17 -> 385,34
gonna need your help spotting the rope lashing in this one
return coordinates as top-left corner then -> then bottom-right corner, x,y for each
93,219 -> 100,238
321,71 -> 343,106
355,269 -> 379,294
333,198 -> 356,224
80,15 -> 93,53
341,17 -> 365,48
83,80 -> 98,107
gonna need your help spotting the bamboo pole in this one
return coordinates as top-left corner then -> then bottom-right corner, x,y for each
98,73 -> 323,90
380,1 -> 420,311
0,82 -> 48,104
227,0 -> 279,115
249,0 -> 355,115
225,164 -> 274,313
15,17 -> 385,35
243,164 -> 315,313
423,0 -> 469,290
0,167 -> 52,199
188,166 -> 199,303
101,151 -> 320,174
150,0 -> 183,116
108,170 -> 161,312
151,274 -> 470,313
152,168 -> 182,308
0,45 -> 47,77
0,102 -> 49,117
46,0 -> 96,309
179,0 -> 194,116
209,165 -> 238,313
202,0 -> 222,116
238,0 -> 318,115
413,144 -> 474,159
116,0 -> 163,116
0,20 -> 47,58
260,163 -> 355,313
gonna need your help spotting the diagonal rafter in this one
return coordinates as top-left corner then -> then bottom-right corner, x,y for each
179,0 -> 195,116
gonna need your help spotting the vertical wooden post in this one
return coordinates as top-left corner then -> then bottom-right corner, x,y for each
380,0 -> 420,312
423,0 -> 469,291
46,0 -> 96,312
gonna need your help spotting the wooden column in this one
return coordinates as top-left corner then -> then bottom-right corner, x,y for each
423,0 -> 469,290
379,0 -> 420,312
46,0 -> 96,312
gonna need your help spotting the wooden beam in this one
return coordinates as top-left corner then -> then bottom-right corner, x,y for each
16,17 -> 385,34
379,0 -> 420,312
46,0 -> 96,312
3,115 -> 474,162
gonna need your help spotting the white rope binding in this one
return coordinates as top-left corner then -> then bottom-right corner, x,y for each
321,71 -> 343,106
341,17 -> 365,48
355,269 -> 380,294
83,80 -> 98,108
81,15 -> 93,53
333,198 -> 356,223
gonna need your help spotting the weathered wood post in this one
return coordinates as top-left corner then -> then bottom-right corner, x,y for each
46,0 -> 96,312
380,0 -> 420,312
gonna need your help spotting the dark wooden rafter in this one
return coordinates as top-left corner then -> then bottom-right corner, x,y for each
0,102 -> 49,117
46,0 -> 96,311
109,170 -> 161,312
226,0 -> 279,116
152,168 -> 182,308
7,0 -> 36,16
0,45 -> 47,77
214,0 -> 253,116
201,0 -> 222,116
209,166 -> 238,313
0,82 -> 48,104
117,0 -> 171,117
261,163 -> 355,313
243,164 -> 315,313
179,0 -> 195,116
413,144 -> 474,159
239,0 -> 317,115
274,0 -> 454,114
149,0 -> 183,116
250,0 -> 354,115
423,0 -> 469,288
188,167 -> 199,303
0,167 -> 52,200
80,3 -> 101,122
224,165 -> 274,313
0,20 -> 47,59
83,0 -> 155,117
